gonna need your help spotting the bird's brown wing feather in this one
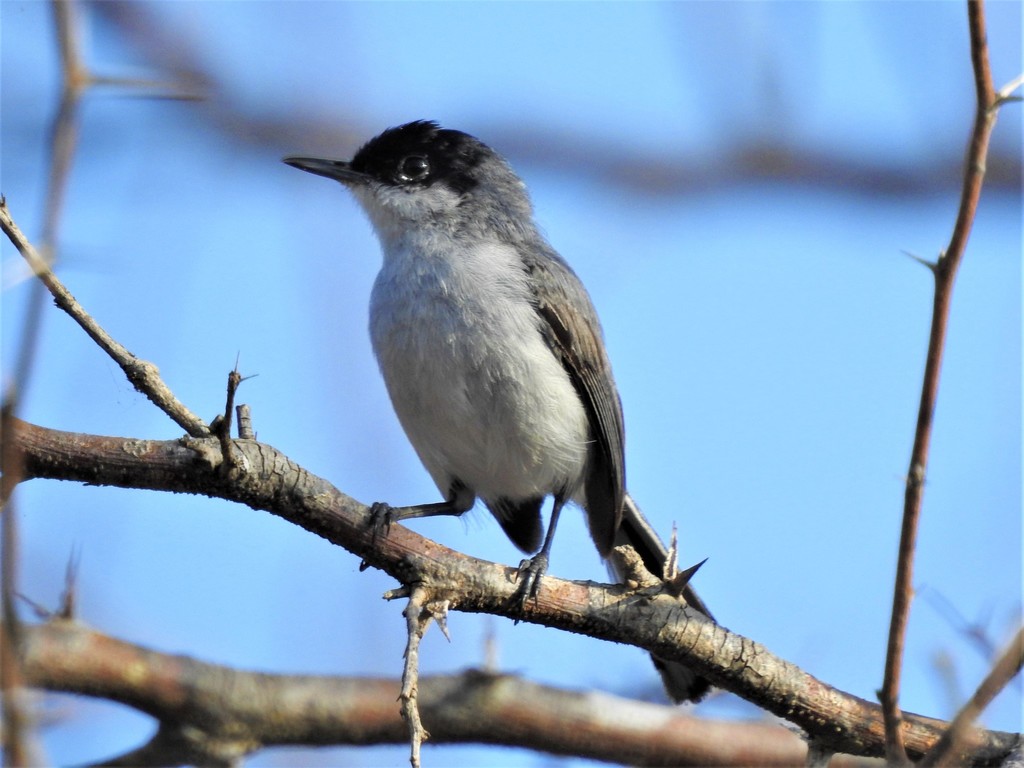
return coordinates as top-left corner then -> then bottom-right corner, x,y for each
525,248 -> 625,555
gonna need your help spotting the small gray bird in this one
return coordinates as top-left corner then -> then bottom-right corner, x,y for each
285,120 -> 712,702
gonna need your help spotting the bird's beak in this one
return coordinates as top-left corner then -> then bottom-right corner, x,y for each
283,156 -> 371,185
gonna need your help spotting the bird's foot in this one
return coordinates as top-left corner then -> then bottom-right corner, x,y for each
368,501 -> 396,544
514,552 -> 549,610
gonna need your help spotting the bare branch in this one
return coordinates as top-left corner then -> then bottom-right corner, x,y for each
4,620 -> 916,766
0,201 -> 210,438
400,587 -> 432,767
9,419 -> 1021,763
212,369 -> 244,469
920,627 -> 1024,767
879,1 -> 1014,760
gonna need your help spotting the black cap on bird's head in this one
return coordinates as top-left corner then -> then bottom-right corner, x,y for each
284,120 -> 492,196
285,120 -> 535,235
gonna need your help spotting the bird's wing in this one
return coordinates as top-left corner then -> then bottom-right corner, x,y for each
524,245 -> 625,555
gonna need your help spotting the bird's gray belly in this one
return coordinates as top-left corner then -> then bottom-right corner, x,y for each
369,270 -> 589,504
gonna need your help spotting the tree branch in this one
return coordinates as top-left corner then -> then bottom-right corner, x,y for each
0,619 -> 932,767
9,419 -> 1020,764
0,200 -> 210,438
920,627 -> 1024,767
879,1 -> 1019,761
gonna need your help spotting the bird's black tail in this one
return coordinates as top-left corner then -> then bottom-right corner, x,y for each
612,493 -> 713,703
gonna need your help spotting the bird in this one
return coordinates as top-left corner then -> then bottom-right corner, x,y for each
284,120 -> 713,702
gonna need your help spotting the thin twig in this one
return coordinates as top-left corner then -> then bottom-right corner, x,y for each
879,0 -> 1009,762
214,369 -> 243,467
0,202 -> 210,438
400,587 -> 432,768
919,627 -> 1024,767
920,586 -> 998,661
57,547 -> 81,620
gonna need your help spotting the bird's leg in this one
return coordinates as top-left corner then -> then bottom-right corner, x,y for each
369,482 -> 473,542
515,493 -> 567,608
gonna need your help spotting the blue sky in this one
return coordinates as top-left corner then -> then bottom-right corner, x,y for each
2,2 -> 1021,765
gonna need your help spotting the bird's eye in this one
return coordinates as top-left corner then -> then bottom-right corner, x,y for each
396,155 -> 430,183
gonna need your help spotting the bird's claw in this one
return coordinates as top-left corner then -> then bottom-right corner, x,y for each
369,501 -> 396,544
514,552 -> 549,610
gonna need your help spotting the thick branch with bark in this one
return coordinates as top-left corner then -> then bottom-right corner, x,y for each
18,620 -> 878,767
9,419 -> 1020,764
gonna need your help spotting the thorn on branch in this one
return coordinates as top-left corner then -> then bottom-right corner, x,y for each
17,594 -> 52,621
665,558 -> 708,600
901,250 -> 938,275
14,548 -> 81,622
427,599 -> 451,642
57,547 -> 81,620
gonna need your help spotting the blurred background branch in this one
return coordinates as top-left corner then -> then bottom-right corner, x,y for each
86,1 -> 1022,200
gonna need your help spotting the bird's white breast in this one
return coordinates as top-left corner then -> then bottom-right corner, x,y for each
369,233 -> 589,505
